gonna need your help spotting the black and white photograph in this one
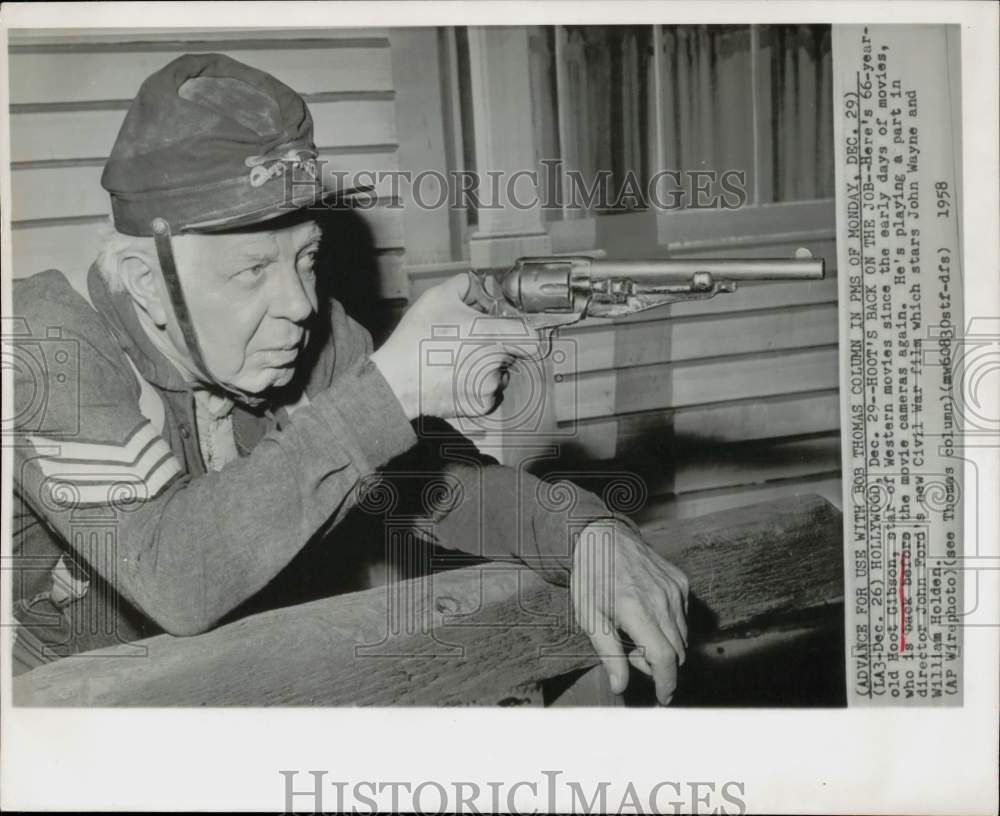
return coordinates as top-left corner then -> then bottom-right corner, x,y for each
1,2 -> 996,814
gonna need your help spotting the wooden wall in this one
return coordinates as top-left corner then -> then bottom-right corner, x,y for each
6,26 -> 842,524
555,235 -> 841,523
8,28 -> 406,300
407,209 -> 842,524
545,199 -> 841,521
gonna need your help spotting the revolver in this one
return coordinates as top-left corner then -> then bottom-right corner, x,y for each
464,250 -> 825,329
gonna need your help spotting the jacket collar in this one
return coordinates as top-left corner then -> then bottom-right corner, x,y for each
87,262 -> 192,393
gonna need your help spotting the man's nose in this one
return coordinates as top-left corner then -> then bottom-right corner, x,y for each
270,263 -> 315,323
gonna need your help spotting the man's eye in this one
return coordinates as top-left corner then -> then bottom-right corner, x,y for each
236,264 -> 267,281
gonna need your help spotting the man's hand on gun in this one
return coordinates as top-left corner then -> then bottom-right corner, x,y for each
371,273 -> 536,421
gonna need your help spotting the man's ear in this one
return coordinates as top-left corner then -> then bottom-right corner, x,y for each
120,253 -> 168,327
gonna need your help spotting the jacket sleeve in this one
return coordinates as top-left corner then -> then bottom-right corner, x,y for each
377,424 -> 642,587
12,281 -> 417,636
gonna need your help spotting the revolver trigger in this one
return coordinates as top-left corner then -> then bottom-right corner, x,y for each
463,271 -> 488,308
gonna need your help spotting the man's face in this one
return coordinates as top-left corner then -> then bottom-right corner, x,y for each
167,218 -> 322,395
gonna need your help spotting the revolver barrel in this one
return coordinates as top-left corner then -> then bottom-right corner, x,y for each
583,257 -> 825,281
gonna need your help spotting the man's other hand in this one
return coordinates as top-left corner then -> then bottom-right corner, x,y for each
571,522 -> 690,705
371,274 -> 534,421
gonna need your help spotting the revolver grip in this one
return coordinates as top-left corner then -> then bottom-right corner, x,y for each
463,270 -> 521,317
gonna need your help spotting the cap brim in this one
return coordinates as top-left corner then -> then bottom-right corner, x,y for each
181,183 -> 377,233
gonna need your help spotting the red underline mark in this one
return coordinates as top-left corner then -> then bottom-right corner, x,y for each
899,551 -> 908,653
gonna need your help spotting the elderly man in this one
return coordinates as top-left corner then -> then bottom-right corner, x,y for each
11,53 -> 688,703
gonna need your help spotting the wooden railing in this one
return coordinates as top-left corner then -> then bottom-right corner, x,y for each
12,495 -> 843,706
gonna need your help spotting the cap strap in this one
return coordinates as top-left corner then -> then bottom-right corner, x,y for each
151,218 -> 211,382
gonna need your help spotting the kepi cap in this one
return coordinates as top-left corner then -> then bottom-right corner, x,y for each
101,52 -> 364,235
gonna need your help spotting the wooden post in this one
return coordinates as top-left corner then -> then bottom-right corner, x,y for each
13,495 -> 844,707
464,27 -> 552,269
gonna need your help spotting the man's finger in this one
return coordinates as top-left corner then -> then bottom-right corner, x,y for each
654,596 -> 687,666
669,586 -> 689,648
667,565 -> 690,614
628,647 -> 653,675
661,584 -> 688,651
619,606 -> 679,705
584,611 -> 629,695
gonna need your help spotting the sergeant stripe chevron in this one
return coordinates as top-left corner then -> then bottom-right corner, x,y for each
26,421 -> 182,506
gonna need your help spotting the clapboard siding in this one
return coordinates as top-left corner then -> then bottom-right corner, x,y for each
635,473 -> 844,524
10,152 -> 401,223
11,209 -> 405,283
7,29 -> 406,302
402,228 -> 842,517
645,433 -> 842,498
564,390 -> 840,459
10,99 -> 398,162
535,198 -> 843,519
557,302 -> 837,373
8,28 -> 392,46
556,346 -> 838,422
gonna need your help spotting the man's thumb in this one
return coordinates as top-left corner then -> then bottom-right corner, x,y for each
442,271 -> 473,303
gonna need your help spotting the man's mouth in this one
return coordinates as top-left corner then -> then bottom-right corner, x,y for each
257,343 -> 302,367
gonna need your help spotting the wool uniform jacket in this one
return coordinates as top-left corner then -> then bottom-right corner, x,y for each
11,265 -> 617,668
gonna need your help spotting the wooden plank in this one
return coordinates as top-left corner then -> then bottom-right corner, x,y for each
547,665 -> 623,707
535,434 -> 841,513
10,109 -> 127,163
651,433 -> 842,497
555,346 -> 838,422
12,495 -> 843,706
388,28 -> 455,267
655,199 -> 835,250
10,150 -> 402,223
634,475 -> 843,526
575,202 -> 835,259
8,29 -> 389,46
464,27 -> 551,268
438,27 -> 470,260
370,252 -> 410,301
548,216 -> 598,253
558,302 -> 837,374
10,223 -> 103,282
563,390 -> 841,459
10,100 -> 398,163
668,236 -> 838,268
9,46 -> 393,105
753,25 -> 775,204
